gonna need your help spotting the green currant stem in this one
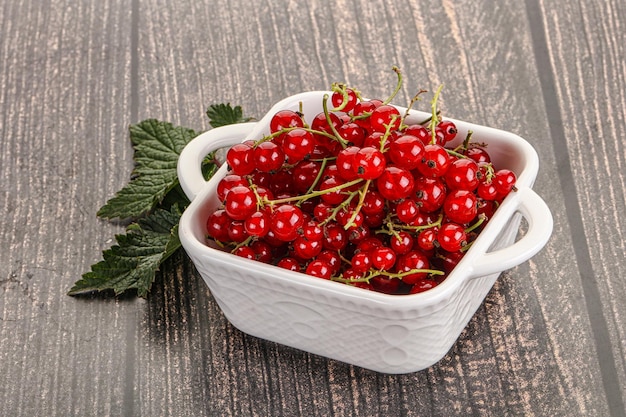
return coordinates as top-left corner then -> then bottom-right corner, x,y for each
382,66 -> 403,105
322,94 -> 348,149
330,82 -> 349,112
379,114 -> 400,152
402,89 -> 428,121
266,178 -> 364,206
322,190 -> 360,227
460,241 -> 474,253
446,149 -> 467,159
343,179 -> 371,229
300,158 -> 329,203
332,267 -> 444,284
465,214 -> 487,234
230,235 -> 255,252
429,84 -> 444,144
462,130 -> 473,152
394,213 -> 444,233
255,126 -> 338,147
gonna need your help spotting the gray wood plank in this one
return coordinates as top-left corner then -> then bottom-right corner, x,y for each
0,0 -> 140,416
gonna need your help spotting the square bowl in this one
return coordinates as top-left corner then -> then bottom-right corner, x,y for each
177,91 -> 553,374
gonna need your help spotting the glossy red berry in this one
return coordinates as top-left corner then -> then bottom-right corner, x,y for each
388,134 -> 425,170
437,223 -> 468,252
224,185 -> 257,220
206,209 -> 231,242
417,144 -> 451,178
305,259 -> 332,279
445,158 -> 480,191
281,128 -> 315,162
254,141 -> 285,172
244,210 -> 270,237
226,143 -> 255,175
395,250 -> 430,285
371,246 -> 396,271
270,109 -> 304,133
443,189 -> 478,224
270,204 -> 305,242
331,88 -> 358,112
376,166 -> 414,201
369,105 -> 401,133
355,146 -> 386,179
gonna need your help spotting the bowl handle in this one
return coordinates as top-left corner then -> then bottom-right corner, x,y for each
177,122 -> 257,201
468,186 -> 553,278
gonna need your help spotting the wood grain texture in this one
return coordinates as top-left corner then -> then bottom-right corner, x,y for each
1,0 -> 625,416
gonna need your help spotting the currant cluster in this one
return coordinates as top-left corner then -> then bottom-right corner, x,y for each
205,71 -> 517,295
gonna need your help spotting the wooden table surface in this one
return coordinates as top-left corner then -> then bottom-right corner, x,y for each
2,0 -> 625,416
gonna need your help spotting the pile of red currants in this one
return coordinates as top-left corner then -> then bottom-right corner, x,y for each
205,76 -> 517,295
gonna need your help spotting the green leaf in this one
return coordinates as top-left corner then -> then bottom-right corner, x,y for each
206,103 -> 253,128
97,119 -> 199,219
68,205 -> 182,297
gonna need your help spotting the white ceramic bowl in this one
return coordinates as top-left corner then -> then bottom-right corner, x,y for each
177,91 -> 553,374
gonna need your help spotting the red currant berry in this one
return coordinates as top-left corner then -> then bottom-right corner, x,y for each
441,250 -> 465,274
224,185 -> 257,220
270,204 -> 305,241
351,252 -> 372,274
270,109 -> 304,133
477,181 -> 498,201
322,222 -> 348,251
277,257 -> 300,271
369,105 -> 401,133
396,250 -> 430,285
292,236 -> 323,260
355,146 -> 387,180
206,209 -> 231,242
292,160 -> 321,193
319,176 -> 350,205
376,166 -> 415,201
437,223 -> 468,252
404,124 -> 431,145
437,120 -> 458,143
254,141 -> 285,172
217,174 -> 247,201
409,279 -> 438,294
244,210 -> 270,237
331,88 -> 358,112
362,190 -> 386,215
336,146 -> 360,181
337,122 -> 366,147
233,246 -> 255,260
394,199 -> 420,223
352,100 -> 378,131
316,250 -> 341,274
443,189 -> 478,224
494,169 -> 517,197
371,246 -> 396,271
414,176 -> 447,213
369,275 -> 400,294
465,146 -> 491,164
281,128 -> 315,162
227,220 -> 248,243
417,144 -> 451,178
311,112 -> 343,152
250,240 -> 273,263
390,231 -> 414,255
305,259 -> 333,279
445,158 -> 480,191
388,134 -> 425,170
226,143 -> 255,175
417,228 -> 437,252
